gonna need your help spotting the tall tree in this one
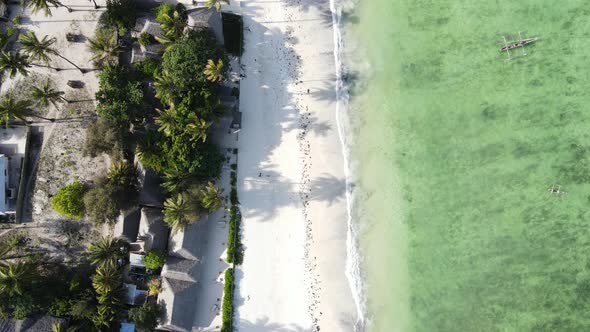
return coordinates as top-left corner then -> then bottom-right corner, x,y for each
154,107 -> 177,137
87,237 -> 128,268
186,115 -> 211,142
205,0 -> 229,12
19,32 -> 86,73
92,263 -> 121,295
87,29 -> 122,66
24,0 -> 72,17
153,70 -> 176,106
203,59 -> 224,82
163,193 -> 199,232
31,79 -> 68,108
155,8 -> 187,44
0,262 -> 36,296
0,95 -> 54,125
0,51 -> 30,78
199,181 -> 223,212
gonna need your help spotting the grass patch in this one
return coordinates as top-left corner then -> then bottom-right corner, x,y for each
221,268 -> 234,332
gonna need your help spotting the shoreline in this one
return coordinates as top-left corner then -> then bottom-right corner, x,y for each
329,0 -> 367,329
232,0 -> 359,330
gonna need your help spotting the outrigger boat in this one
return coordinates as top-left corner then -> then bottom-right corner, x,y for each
500,32 -> 538,60
499,37 -> 538,52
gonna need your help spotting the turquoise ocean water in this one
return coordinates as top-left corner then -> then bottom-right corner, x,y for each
345,0 -> 590,331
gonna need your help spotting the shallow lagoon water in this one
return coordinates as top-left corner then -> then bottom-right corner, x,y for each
350,0 -> 590,331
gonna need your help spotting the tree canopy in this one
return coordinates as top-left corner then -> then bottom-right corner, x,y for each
51,181 -> 85,219
95,64 -> 144,126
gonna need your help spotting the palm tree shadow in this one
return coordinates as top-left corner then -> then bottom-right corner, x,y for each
307,174 -> 346,205
237,317 -> 311,332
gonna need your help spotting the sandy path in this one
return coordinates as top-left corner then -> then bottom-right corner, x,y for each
232,0 -> 358,331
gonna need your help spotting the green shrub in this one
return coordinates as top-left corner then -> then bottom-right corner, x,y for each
230,187 -> 238,205
221,268 -> 234,332
12,15 -> 21,25
96,64 -> 144,127
138,32 -> 151,46
153,2 -> 174,23
230,171 -> 237,187
48,298 -> 70,317
226,206 -> 243,264
128,302 -> 161,331
143,249 -> 166,270
104,0 -> 136,32
230,163 -> 237,171
84,168 -> 139,225
83,119 -> 123,158
51,181 -> 86,219
133,58 -> 161,81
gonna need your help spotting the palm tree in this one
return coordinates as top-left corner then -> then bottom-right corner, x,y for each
86,237 -> 128,268
163,193 -> 199,232
203,59 -> 224,82
205,0 -> 229,12
199,181 -> 223,212
154,107 -> 177,137
155,9 -> 187,44
31,80 -> 68,108
0,262 -> 36,296
186,115 -> 211,142
92,263 -> 122,295
0,95 -> 54,126
19,32 -> 86,73
87,29 -> 122,66
161,166 -> 192,193
154,71 -> 176,106
0,51 -> 31,78
24,0 -> 72,16
107,161 -> 138,189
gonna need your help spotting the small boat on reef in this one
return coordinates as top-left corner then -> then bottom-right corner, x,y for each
500,37 -> 538,52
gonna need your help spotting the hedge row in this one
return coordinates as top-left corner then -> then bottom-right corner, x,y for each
226,206 -> 243,264
221,268 -> 234,332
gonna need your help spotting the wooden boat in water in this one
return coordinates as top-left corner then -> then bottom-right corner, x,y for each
500,37 -> 538,52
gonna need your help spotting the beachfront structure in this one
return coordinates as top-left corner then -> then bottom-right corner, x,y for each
187,7 -> 225,45
157,222 -> 207,331
0,126 -> 30,222
0,315 -> 68,331
137,207 -> 169,252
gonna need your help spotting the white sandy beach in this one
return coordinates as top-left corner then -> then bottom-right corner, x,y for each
232,0 -> 358,331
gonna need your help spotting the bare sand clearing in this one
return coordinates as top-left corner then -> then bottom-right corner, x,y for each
231,0 -> 358,330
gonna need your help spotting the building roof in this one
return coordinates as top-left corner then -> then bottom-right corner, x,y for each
113,209 -> 141,242
0,315 -> 68,332
138,207 -> 168,252
162,256 -> 199,282
158,277 -> 200,332
168,219 -> 207,261
120,321 -> 135,332
131,44 -> 164,64
133,16 -> 163,38
0,155 -> 6,213
137,159 -> 164,207
186,7 -> 225,45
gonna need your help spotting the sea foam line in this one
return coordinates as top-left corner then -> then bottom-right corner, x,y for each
328,0 -> 366,331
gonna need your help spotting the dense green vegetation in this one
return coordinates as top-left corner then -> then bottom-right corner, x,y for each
84,162 -> 139,225
50,181 -> 85,219
102,0 -> 136,34
226,206 -> 243,264
95,64 -> 144,127
143,250 -> 166,270
221,268 -> 234,332
128,302 -> 162,331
